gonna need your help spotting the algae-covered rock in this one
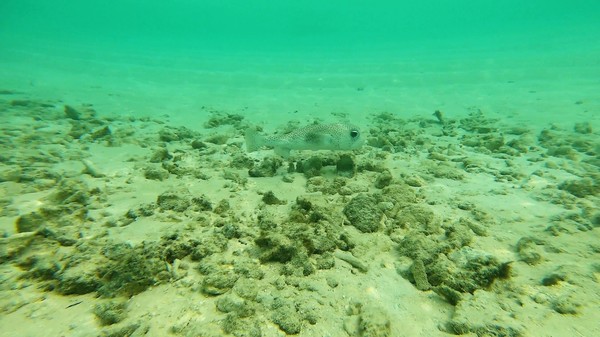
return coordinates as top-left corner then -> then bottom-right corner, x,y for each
143,166 -> 169,181
16,180 -> 91,231
343,194 -> 382,233
248,156 -> 283,177
262,191 -> 286,205
191,139 -> 208,150
100,322 -> 149,337
381,183 -> 419,206
233,278 -> 260,301
445,290 -> 523,336
547,146 -> 579,160
149,147 -> 171,163
298,156 -> 323,178
57,265 -> 101,295
515,236 -> 544,265
48,178 -> 90,206
573,121 -> 592,134
397,217 -> 508,297
336,154 -> 356,177
221,313 -> 262,337
216,294 -> 254,317
428,248 -> 511,294
205,133 -> 230,145
374,170 -> 393,188
191,194 -> 213,211
64,104 -> 81,120
90,125 -> 112,141
427,161 -> 465,180
204,112 -> 245,128
201,270 -> 239,295
255,198 -> 344,276
550,293 -> 581,314
255,231 -> 297,263
358,305 -> 391,337
558,178 -> 599,198
0,232 -> 36,263
306,176 -> 354,195
394,204 -> 438,233
156,190 -> 191,211
271,301 -> 302,335
410,259 -> 431,291
97,243 -> 166,297
94,300 -> 128,326
190,233 -> 228,260
15,211 -> 46,233
159,126 -> 197,142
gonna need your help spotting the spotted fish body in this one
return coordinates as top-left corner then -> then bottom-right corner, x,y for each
245,123 -> 364,157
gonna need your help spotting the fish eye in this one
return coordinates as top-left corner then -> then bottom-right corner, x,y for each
350,130 -> 359,138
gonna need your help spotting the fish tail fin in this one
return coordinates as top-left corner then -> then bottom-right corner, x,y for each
245,127 -> 264,152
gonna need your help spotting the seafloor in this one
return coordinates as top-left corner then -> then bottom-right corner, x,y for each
0,37 -> 600,336
0,90 -> 598,336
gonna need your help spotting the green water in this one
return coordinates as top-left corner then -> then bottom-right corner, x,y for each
2,1 -> 599,127
3,1 -> 600,58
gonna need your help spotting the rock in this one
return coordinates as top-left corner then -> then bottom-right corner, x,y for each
191,139 -> 208,150
374,170 -> 393,188
57,267 -> 101,295
271,302 -> 302,335
190,233 -> 228,260
336,154 -> 356,177
15,211 -> 45,233
410,259 -> 431,291
248,156 -> 282,177
298,156 -> 323,178
0,232 -> 36,262
205,134 -> 229,145
94,301 -> 128,326
216,294 -> 253,317
149,148 -> 171,163
201,271 -> 239,295
445,290 -> 523,336
191,194 -> 212,211
358,305 -> 391,337
343,194 -> 382,233
573,122 -> 592,134
558,178 -> 599,198
221,314 -> 262,337
159,126 -> 196,142
515,237 -> 544,265
90,125 -> 111,141
64,105 -> 81,120
97,243 -> 165,297
156,190 -> 190,211
262,191 -> 285,205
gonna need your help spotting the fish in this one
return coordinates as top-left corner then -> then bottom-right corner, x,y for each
245,122 -> 364,158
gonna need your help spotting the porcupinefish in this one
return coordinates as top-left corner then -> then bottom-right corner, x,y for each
245,123 -> 364,158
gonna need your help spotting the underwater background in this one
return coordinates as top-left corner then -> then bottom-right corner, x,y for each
1,1 -> 599,336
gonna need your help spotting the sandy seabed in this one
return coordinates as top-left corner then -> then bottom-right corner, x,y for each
0,47 -> 599,337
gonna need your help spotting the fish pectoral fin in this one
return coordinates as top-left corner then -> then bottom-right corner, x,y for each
274,147 -> 291,158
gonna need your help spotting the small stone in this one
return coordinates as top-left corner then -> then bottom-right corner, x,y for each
64,105 -> 81,120
144,166 -> 169,181
191,139 -> 208,149
94,301 -> 128,326
15,212 -> 45,233
262,191 -> 285,205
